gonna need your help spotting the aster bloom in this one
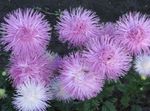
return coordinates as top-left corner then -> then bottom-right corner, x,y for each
56,7 -> 100,47
13,81 -> 52,111
83,36 -> 132,80
50,77 -> 73,101
116,12 -> 150,55
134,55 -> 150,77
1,8 -> 51,57
59,53 -> 104,100
9,54 -> 52,87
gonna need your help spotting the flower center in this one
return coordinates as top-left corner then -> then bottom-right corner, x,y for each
99,47 -> 114,65
128,26 -> 144,43
17,27 -> 35,41
27,93 -> 38,102
20,64 -> 33,74
73,20 -> 87,35
23,67 -> 33,74
73,69 -> 89,83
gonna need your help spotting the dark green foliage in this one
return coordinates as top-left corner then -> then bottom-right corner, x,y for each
0,0 -> 150,111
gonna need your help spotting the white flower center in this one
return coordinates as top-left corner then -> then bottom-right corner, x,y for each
28,93 -> 38,102
73,69 -> 88,83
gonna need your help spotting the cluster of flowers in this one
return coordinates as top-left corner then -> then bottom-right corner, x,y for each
1,7 -> 150,111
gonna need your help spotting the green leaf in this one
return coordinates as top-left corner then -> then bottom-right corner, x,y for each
121,95 -> 130,108
102,105 -> 108,111
102,101 -> 116,111
82,102 -> 91,111
117,83 -> 127,93
101,86 -> 114,97
131,105 -> 142,111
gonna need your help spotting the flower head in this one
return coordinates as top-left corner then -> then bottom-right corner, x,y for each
134,55 -> 150,77
56,7 -> 100,46
9,54 -> 52,87
59,53 -> 104,100
13,81 -> 52,111
116,12 -> 150,55
83,36 -> 132,80
1,8 -> 51,57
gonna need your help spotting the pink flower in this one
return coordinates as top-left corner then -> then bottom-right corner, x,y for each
8,53 -> 52,87
59,53 -> 104,100
56,7 -> 100,47
83,36 -> 132,80
1,8 -> 51,58
116,12 -> 150,55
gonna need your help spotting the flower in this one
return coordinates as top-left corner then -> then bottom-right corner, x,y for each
9,54 -> 52,87
134,55 -> 150,77
1,8 -> 51,58
56,7 -> 100,47
13,81 -> 52,111
50,77 -> 73,101
83,36 -> 132,80
116,12 -> 150,55
59,53 -> 104,100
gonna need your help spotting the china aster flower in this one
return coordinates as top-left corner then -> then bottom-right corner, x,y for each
56,7 -> 100,47
83,36 -> 132,80
134,55 -> 150,77
9,53 -> 52,87
50,77 -> 73,101
116,12 -> 150,55
13,81 -> 52,111
1,8 -> 51,57
59,53 -> 104,100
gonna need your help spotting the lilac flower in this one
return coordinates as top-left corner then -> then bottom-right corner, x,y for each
1,8 -> 51,58
9,54 -> 52,87
83,36 -> 132,80
56,7 -> 100,47
116,12 -> 150,55
59,53 -> 104,100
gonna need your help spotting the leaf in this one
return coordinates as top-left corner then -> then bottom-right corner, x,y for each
102,101 -> 116,111
100,86 -> 114,97
121,95 -> 130,108
117,82 -> 127,93
131,105 -> 142,111
82,102 -> 91,111
102,105 -> 108,111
